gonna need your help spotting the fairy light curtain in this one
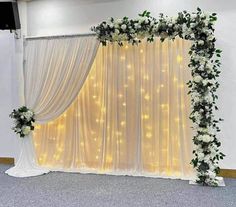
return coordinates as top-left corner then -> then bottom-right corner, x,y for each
34,38 -> 194,179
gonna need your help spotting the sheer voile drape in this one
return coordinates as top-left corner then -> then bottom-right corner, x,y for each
6,36 -> 99,177
33,38 -> 194,179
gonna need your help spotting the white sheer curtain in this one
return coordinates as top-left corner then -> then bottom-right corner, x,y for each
6,35 -> 99,177
33,38 -> 194,180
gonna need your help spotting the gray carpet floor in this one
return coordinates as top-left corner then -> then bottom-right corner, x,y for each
0,165 -> 236,207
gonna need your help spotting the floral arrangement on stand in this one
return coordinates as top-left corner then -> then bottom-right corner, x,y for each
92,8 -> 225,186
10,106 -> 35,138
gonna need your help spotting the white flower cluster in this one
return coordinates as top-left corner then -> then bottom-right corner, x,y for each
10,106 -> 35,138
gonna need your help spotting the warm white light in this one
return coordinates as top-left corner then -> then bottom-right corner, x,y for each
144,94 -> 150,100
120,121 -> 126,126
142,114 -> 150,120
177,55 -> 183,63
127,64 -> 131,69
146,132 -> 152,138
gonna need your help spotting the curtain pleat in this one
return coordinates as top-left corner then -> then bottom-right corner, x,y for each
33,38 -> 194,179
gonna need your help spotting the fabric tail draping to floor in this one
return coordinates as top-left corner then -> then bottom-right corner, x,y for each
33,38 -> 194,180
6,35 -> 99,177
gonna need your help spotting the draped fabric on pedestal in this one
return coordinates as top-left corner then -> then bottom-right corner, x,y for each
33,38 -> 194,179
6,36 -> 99,177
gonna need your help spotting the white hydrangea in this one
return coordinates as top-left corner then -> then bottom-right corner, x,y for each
198,40 -> 205,45
193,75 -> 202,83
121,24 -> 127,30
22,126 -> 31,135
198,134 -> 214,143
197,152 -> 205,161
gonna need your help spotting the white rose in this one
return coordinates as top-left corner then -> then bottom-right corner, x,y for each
202,80 -> 208,86
198,40 -> 204,45
22,126 -> 31,135
190,23 -> 195,28
109,23 -> 114,28
190,33 -> 195,39
114,23 -> 119,28
207,170 -> 216,179
191,14 -> 197,19
204,155 -> 211,162
121,24 -> 127,30
200,13 -> 206,18
194,75 -> 202,83
198,152 -> 205,161
116,18 -> 122,24
201,135 -> 214,143
115,29 -> 120,34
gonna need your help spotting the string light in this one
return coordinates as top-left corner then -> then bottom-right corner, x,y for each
120,121 -> 126,126
144,94 -> 150,100
177,55 -> 183,63
118,93 -> 123,98
106,155 -> 113,162
142,114 -> 150,120
143,75 -> 149,80
57,124 -> 64,130
140,49 -> 143,53
175,118 -> 180,122
146,132 -> 152,138
173,77 -> 178,82
35,125 -> 41,130
127,64 -> 131,69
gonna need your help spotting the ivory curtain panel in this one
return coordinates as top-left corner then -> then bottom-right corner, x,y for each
33,38 -> 194,179
6,35 -> 99,177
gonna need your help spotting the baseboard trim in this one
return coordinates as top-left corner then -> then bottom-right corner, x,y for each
0,157 -> 14,165
219,169 -> 236,179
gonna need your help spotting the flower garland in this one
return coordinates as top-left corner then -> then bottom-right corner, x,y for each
91,8 -> 225,186
10,106 -> 35,138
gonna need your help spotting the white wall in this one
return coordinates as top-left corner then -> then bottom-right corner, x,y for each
1,0 -> 236,169
0,31 -> 18,158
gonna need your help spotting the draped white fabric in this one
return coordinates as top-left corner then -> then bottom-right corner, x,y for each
33,38 -> 194,179
6,36 -> 99,177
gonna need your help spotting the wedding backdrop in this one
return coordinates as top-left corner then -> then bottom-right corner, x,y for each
33,38 -> 193,179
7,9 -> 224,186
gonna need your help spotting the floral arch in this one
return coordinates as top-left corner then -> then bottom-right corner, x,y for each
91,8 -> 224,186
